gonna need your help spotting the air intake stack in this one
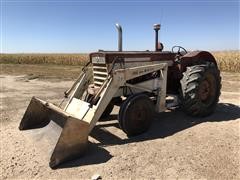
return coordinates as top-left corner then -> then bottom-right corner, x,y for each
153,24 -> 163,51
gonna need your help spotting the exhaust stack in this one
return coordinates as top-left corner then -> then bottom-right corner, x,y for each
153,24 -> 161,51
115,23 -> 122,51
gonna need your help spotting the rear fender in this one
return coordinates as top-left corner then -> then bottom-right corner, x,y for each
179,51 -> 217,73
166,51 -> 217,94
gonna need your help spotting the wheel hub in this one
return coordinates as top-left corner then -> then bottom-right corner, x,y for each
199,80 -> 210,101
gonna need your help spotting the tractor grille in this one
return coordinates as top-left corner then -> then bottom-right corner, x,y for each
92,63 -> 108,87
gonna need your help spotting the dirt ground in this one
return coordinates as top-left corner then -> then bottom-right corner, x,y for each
1,64 -> 240,179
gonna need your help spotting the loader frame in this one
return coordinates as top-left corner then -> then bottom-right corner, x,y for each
19,62 -> 168,168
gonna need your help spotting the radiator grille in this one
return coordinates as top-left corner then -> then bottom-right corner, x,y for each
92,63 -> 108,87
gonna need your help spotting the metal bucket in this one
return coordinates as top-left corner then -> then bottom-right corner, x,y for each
19,97 -> 90,168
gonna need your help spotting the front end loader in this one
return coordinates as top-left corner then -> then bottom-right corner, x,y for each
19,23 -> 221,168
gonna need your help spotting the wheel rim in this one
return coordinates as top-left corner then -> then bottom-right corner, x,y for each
119,94 -> 154,136
198,74 -> 216,104
132,104 -> 147,127
199,80 -> 210,101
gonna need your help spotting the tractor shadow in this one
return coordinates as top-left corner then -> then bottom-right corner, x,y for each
91,103 -> 240,146
57,142 -> 113,169
59,103 -> 240,169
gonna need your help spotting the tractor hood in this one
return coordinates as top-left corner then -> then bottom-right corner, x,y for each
90,51 -> 176,64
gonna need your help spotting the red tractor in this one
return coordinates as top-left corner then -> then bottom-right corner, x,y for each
19,23 -> 221,168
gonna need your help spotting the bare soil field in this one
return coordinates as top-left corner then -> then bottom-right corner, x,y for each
1,64 -> 240,179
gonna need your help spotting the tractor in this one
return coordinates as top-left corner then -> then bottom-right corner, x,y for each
19,23 -> 221,168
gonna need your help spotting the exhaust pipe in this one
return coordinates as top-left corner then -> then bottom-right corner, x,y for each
153,24 -> 161,51
115,23 -> 122,51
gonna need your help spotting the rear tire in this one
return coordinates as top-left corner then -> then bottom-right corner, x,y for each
180,63 -> 221,117
118,94 -> 155,136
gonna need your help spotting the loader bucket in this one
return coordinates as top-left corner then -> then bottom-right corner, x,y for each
19,97 -> 90,168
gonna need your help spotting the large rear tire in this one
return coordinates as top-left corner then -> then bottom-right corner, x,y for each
118,94 -> 155,136
180,63 -> 221,117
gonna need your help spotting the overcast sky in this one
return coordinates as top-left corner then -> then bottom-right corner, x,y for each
1,0 -> 239,53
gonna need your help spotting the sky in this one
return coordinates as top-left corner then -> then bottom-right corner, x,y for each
1,0 -> 239,53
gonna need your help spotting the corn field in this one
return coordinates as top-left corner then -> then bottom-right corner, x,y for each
212,51 -> 239,72
0,51 -> 239,72
0,54 -> 89,66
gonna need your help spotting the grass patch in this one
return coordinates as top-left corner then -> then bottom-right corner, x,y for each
0,64 -> 82,80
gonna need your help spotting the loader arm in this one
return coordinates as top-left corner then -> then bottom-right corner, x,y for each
64,67 -> 92,110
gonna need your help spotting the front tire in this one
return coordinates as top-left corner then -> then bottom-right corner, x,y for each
118,94 -> 155,136
180,63 -> 221,117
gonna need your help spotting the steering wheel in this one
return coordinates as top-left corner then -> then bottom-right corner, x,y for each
172,46 -> 187,56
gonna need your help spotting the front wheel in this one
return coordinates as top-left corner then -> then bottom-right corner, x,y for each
118,94 -> 155,136
180,63 -> 221,117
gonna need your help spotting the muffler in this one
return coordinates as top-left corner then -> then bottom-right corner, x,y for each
19,97 -> 90,168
